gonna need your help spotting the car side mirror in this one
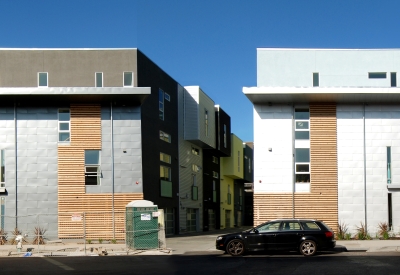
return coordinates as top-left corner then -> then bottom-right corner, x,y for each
253,228 -> 259,234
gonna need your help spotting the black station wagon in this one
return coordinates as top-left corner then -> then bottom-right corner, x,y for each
216,219 -> 335,256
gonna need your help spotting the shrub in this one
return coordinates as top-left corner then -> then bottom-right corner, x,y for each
355,222 -> 368,240
110,239 -> 117,244
98,238 -> 103,244
0,228 -> 7,245
87,239 -> 92,244
10,228 -> 27,245
345,233 -> 352,240
377,222 -> 389,239
337,222 -> 348,240
32,227 -> 47,245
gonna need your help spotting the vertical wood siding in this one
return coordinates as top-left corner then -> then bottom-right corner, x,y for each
58,104 -> 143,239
254,104 -> 338,232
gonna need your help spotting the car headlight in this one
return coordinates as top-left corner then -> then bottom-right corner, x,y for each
216,236 -> 223,241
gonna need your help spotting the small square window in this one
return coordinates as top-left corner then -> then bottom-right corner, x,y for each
96,72 -> 103,87
165,93 -> 170,101
191,147 -> 200,156
123,72 -> 133,87
38,72 -> 48,87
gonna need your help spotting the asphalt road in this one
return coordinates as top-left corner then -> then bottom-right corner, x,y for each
1,251 -> 400,275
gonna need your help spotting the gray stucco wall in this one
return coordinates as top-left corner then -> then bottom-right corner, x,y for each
0,106 -> 58,238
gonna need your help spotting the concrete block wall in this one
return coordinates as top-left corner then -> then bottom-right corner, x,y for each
0,107 -> 58,238
338,104 -> 400,235
86,106 -> 143,194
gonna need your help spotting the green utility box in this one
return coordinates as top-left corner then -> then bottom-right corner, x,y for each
126,200 -> 159,250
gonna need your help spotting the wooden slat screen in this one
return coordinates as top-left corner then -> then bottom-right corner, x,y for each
254,104 -> 338,232
58,104 -> 143,239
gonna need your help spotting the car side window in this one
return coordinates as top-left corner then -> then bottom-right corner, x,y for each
301,222 -> 320,230
281,222 -> 301,231
257,222 -> 281,232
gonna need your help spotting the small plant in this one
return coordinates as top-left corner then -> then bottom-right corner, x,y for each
87,239 -> 92,244
98,238 -> 103,244
110,239 -> 117,244
32,227 -> 47,245
0,228 -> 7,245
355,222 -> 368,240
337,221 -> 348,240
345,233 -> 352,240
377,222 -> 389,239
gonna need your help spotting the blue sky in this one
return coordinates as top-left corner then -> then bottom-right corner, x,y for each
1,0 -> 399,142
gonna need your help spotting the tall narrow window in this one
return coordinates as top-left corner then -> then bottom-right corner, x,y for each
96,72 -> 103,87
85,150 -> 101,185
123,72 -> 133,87
58,109 -> 70,142
391,72 -> 397,87
313,73 -> 319,87
160,165 -> 171,181
227,185 -> 231,205
159,89 -> 164,120
388,193 -> 393,229
294,108 -> 310,184
212,180 -> 217,202
387,146 -> 392,184
223,124 -> 227,148
160,165 -> 172,198
38,72 -> 48,87
192,175 -> 198,200
205,109 -> 209,136
0,150 -> 4,188
238,150 -> 240,172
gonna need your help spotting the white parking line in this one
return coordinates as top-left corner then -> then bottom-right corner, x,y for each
42,257 -> 75,270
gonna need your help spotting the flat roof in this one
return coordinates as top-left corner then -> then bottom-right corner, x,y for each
243,87 -> 400,104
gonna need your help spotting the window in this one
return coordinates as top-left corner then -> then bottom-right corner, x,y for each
160,152 -> 171,164
213,180 -> 217,202
165,93 -> 170,101
85,150 -> 101,185
387,146 -> 392,184
227,185 -> 231,205
238,150 -> 240,172
160,165 -> 171,181
38,72 -> 48,87
159,89 -> 164,120
1,150 -> 4,187
212,156 -> 218,164
223,124 -> 227,148
192,164 -> 200,173
248,157 -> 251,173
212,171 -> 219,178
95,72 -> 103,87
256,221 -> 281,232
205,109 -> 209,136
191,147 -> 199,156
123,72 -> 133,87
192,174 -> 198,200
282,222 -> 301,231
294,108 -> 310,184
58,109 -> 70,142
389,193 -> 393,229
313,73 -> 319,87
369,72 -> 386,79
301,222 -> 320,230
159,131 -> 171,143
391,72 -> 397,87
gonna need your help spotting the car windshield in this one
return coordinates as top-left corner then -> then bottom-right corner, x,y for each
256,221 -> 281,232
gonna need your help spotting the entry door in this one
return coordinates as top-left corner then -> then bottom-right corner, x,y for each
208,209 -> 215,230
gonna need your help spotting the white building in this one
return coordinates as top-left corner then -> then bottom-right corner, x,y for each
244,48 -> 400,235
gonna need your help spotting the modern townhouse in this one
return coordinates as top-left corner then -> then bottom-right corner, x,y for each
244,48 -> 400,234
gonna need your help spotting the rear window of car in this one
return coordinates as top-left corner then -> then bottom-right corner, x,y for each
301,222 -> 320,230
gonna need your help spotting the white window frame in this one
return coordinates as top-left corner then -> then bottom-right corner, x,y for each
159,89 -> 165,120
38,72 -> 48,87
95,72 -> 103,87
85,150 -> 101,185
160,165 -> 171,181
160,152 -> 171,164
165,92 -> 170,101
123,71 -> 134,87
212,171 -> 219,179
159,130 -> 171,143
58,109 -> 70,143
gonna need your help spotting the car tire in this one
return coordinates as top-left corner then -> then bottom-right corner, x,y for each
226,239 -> 245,256
299,240 -> 317,256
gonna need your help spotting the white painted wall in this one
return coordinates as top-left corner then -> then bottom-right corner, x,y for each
257,49 -> 400,88
253,104 -> 293,192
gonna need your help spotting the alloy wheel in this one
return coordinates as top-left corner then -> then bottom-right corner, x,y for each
226,240 -> 244,256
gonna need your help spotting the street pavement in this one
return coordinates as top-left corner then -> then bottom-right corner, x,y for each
0,227 -> 399,257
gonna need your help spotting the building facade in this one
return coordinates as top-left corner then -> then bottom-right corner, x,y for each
244,48 -> 400,234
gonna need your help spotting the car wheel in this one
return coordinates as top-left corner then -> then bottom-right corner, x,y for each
299,240 -> 317,256
226,239 -> 245,256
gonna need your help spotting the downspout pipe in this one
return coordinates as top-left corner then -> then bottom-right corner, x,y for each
363,103 -> 367,232
292,105 -> 295,218
111,102 -> 115,239
14,100 -> 17,228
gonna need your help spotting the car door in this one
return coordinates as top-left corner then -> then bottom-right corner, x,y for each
275,221 -> 303,250
246,221 -> 281,251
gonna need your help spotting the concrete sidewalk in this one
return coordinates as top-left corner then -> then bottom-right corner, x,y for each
1,229 -> 400,257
